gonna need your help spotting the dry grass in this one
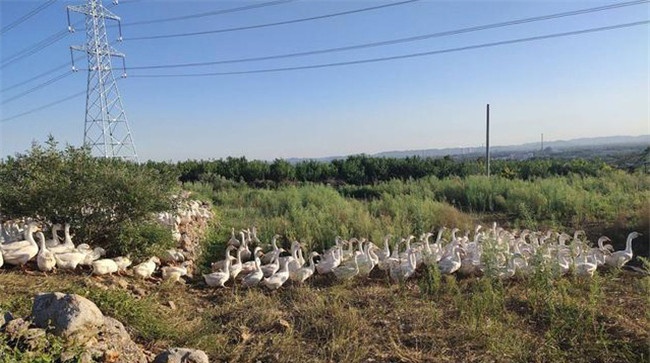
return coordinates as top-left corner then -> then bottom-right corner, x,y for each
0,267 -> 648,363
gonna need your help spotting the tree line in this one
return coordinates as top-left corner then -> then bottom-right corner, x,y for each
146,154 -> 617,187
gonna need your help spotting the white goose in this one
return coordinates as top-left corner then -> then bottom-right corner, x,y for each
44,224 -> 63,248
161,248 -> 186,264
356,240 -> 374,277
293,252 -> 319,283
261,259 -> 290,290
133,256 -> 161,279
315,245 -> 341,275
162,261 -> 192,283
241,249 -> 264,288
496,255 -> 518,280
376,234 -> 392,262
210,246 -> 236,272
48,224 -> 76,254
589,236 -> 612,266
92,259 -> 119,275
333,253 -> 359,280
260,234 -> 281,265
261,249 -> 284,278
1,222 -> 39,251
113,256 -> 133,273
605,232 -> 641,268
227,227 -> 240,247
54,248 -> 86,270
555,249 -> 571,276
438,245 -> 462,275
229,246 -> 245,279
574,253 -> 598,277
36,231 -> 56,272
77,245 -> 106,266
0,223 -> 40,268
390,249 -> 417,283
239,230 -> 252,261
280,241 -> 302,276
240,247 -> 263,275
378,239 -> 400,272
203,256 -> 231,288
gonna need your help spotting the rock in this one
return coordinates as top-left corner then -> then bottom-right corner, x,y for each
3,318 -> 49,351
153,347 -> 210,363
0,310 -> 13,328
4,318 -> 30,339
21,328 -> 48,350
115,278 -> 129,290
131,285 -> 148,297
86,316 -> 148,363
103,350 -> 121,363
31,292 -> 105,344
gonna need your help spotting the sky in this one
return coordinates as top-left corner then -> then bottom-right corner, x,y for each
0,0 -> 648,161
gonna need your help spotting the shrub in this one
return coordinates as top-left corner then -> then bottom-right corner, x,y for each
115,220 -> 176,259
0,137 -> 178,258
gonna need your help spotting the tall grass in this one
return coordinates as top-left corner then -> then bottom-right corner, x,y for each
189,169 -> 649,267
343,171 -> 649,236
192,182 -> 473,268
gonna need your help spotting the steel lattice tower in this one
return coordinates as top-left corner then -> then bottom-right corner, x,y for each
67,0 -> 137,161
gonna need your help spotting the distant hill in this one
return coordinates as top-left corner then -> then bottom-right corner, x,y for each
287,135 -> 649,163
373,135 -> 649,159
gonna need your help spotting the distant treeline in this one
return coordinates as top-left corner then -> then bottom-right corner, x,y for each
145,154 -> 637,187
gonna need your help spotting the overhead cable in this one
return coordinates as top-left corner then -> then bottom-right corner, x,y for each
0,30 -> 69,69
0,0 -> 57,35
127,0 -> 650,70
0,2 -> 119,68
0,90 -> 86,123
121,0 -> 297,27
128,20 -> 650,77
2,72 -> 75,104
0,61 -> 74,93
125,0 -> 420,40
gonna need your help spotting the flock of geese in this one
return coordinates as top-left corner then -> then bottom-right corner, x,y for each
201,225 -> 642,290
0,222 -> 136,276
0,220 -> 642,290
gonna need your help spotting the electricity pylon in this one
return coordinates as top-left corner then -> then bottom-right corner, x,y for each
68,0 -> 138,161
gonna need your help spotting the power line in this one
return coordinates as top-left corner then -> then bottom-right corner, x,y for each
1,0 -> 57,35
0,90 -> 85,123
120,0 -> 297,27
0,30 -> 70,69
127,0 -> 650,71
0,2 -> 120,69
128,20 -> 649,78
0,61 -> 71,93
125,0 -> 420,41
2,71 -> 75,104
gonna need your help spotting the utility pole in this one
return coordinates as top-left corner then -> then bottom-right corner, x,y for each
541,133 -> 544,152
486,104 -> 490,177
68,0 -> 138,161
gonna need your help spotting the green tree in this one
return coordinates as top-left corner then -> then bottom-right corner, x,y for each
269,158 -> 295,183
0,137 -> 178,257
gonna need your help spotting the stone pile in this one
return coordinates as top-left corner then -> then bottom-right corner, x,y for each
0,292 -> 209,363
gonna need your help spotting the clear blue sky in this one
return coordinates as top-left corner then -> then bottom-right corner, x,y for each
1,0 -> 648,161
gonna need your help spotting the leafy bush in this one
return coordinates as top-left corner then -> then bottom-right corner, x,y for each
116,220 -> 176,259
0,137 -> 178,258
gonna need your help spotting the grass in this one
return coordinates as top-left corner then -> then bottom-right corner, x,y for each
0,267 -> 648,363
1,166 -> 648,362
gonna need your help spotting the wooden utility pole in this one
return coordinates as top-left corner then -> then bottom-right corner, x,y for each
486,104 -> 490,177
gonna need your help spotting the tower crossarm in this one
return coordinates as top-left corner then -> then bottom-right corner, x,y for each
67,3 -> 120,23
70,44 -> 125,58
